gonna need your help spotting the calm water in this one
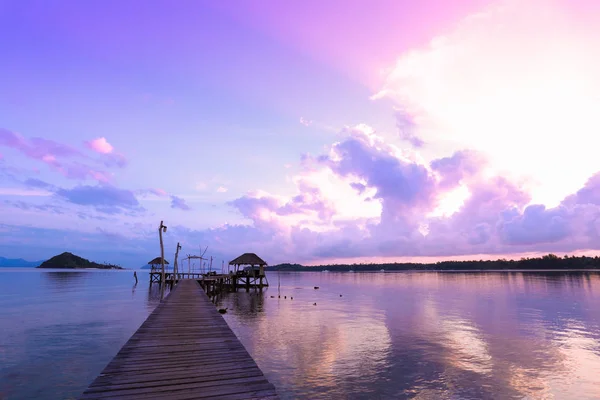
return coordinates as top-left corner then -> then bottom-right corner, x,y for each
1,270 -> 600,399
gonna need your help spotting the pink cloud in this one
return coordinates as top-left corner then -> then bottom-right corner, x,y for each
84,137 -> 127,168
6,126 -> 600,265
149,188 -> 168,197
204,123 -> 600,264
216,186 -> 228,193
85,137 -> 114,154
0,129 -> 125,183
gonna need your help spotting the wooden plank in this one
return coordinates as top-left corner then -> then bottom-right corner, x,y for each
91,365 -> 264,386
79,279 -> 278,399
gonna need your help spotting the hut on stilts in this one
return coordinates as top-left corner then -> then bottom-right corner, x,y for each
148,257 -> 169,285
229,253 -> 269,290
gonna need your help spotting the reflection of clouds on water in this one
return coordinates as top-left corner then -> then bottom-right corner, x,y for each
550,321 -> 600,399
439,318 -> 492,375
220,288 -> 392,398
217,272 -> 600,399
413,273 -> 600,399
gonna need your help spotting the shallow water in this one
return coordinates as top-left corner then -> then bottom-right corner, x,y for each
217,271 -> 600,400
1,269 -> 600,399
0,269 -> 162,400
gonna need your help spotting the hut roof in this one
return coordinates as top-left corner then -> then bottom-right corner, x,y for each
148,257 -> 169,265
229,253 -> 267,266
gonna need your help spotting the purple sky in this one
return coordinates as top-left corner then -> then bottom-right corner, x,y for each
2,0 -> 600,267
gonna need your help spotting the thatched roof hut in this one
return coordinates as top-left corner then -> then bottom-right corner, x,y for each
229,253 -> 268,276
148,257 -> 169,270
229,253 -> 267,266
148,257 -> 169,265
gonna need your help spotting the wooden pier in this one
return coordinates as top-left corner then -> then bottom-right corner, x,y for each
80,280 -> 278,399
149,271 -> 268,294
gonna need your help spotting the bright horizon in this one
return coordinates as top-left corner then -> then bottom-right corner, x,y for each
2,0 -> 600,267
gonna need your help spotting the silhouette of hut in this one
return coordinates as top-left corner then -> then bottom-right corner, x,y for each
229,253 -> 267,276
148,257 -> 169,272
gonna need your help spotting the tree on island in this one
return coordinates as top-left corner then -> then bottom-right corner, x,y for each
267,254 -> 600,272
37,252 -> 123,269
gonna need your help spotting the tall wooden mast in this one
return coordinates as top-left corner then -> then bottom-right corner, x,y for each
158,221 -> 167,289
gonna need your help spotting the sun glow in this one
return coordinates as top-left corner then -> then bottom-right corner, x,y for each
429,184 -> 470,218
376,0 -> 600,208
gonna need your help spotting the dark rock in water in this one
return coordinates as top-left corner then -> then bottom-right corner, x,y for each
37,252 -> 123,269
218,308 -> 228,314
314,286 -> 319,289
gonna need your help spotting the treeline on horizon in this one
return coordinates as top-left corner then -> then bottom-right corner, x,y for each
267,254 -> 600,271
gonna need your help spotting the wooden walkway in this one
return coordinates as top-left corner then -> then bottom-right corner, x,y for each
80,279 -> 278,400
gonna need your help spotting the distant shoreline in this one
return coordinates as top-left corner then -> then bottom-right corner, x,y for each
268,269 -> 600,273
267,254 -> 600,272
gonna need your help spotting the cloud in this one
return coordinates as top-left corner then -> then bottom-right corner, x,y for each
373,0 -> 600,208
4,200 -> 66,215
56,185 -> 143,214
231,183 -> 336,227
85,137 -> 128,168
322,125 -> 437,229
299,117 -> 313,126
215,124 -> 600,263
0,129 -> 81,159
6,140 -> 600,266
85,137 -> 114,154
103,153 -> 128,168
395,108 -> 423,148
170,195 -> 191,211
24,178 -> 56,190
0,129 -> 119,182
5,110 -> 600,265
216,186 -> 228,193
149,188 -> 168,197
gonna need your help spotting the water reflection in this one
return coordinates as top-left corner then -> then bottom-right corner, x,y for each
220,271 -> 600,400
42,271 -> 88,287
0,269 -> 161,399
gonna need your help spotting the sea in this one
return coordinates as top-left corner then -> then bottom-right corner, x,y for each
1,269 -> 599,400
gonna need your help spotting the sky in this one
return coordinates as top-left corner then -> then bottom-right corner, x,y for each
2,0 -> 600,267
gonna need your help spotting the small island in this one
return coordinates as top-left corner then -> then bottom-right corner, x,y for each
37,252 -> 123,269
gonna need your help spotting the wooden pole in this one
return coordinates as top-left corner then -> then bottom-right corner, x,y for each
158,221 -> 167,290
174,242 -> 181,281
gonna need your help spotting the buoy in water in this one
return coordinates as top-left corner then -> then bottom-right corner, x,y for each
313,303 -> 317,306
